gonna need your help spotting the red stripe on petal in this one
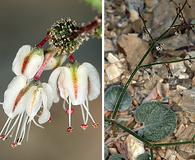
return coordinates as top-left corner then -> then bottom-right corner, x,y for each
21,55 -> 30,74
13,84 -> 30,112
13,88 -> 26,112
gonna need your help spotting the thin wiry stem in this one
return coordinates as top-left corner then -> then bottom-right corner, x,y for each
150,148 -> 154,160
153,140 -> 195,148
140,56 -> 195,68
138,9 -> 154,42
105,119 -> 152,147
106,119 -> 195,151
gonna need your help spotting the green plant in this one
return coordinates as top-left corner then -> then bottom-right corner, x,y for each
105,85 -> 132,112
108,154 -> 126,160
136,153 -> 151,160
135,102 -> 176,142
106,0 -> 195,159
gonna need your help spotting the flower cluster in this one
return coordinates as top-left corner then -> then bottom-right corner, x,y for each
0,17 -> 101,148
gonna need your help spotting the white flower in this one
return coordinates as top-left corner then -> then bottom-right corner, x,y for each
48,62 -> 100,132
12,45 -> 44,79
0,75 -> 53,148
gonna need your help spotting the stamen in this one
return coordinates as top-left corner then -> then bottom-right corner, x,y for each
85,100 -> 89,123
68,97 -> 72,128
4,118 -> 13,136
32,119 -> 44,129
4,115 -> 20,140
80,105 -> 86,124
0,117 -> 12,137
13,113 -> 24,143
82,102 -> 96,124
17,115 -> 28,145
65,108 -> 74,115
26,121 -> 32,142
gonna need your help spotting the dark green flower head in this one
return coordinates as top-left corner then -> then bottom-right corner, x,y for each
48,18 -> 87,55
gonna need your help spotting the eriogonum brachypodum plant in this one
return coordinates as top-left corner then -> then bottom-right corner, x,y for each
0,15 -> 101,148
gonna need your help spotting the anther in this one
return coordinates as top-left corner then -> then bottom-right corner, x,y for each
67,127 -> 73,133
0,135 -> 5,140
11,142 -> 17,149
80,124 -> 88,130
92,123 -> 99,128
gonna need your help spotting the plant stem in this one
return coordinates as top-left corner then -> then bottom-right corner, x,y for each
140,57 -> 195,68
111,0 -> 188,120
34,53 -> 54,81
105,119 -> 152,147
138,9 -> 154,42
36,35 -> 50,48
153,140 -> 195,148
70,15 -> 102,40
150,148 -> 154,160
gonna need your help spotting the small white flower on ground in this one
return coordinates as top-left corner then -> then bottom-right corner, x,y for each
12,45 -> 44,79
0,75 -> 54,148
49,62 -> 100,132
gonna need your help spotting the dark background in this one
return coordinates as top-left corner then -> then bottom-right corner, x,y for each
0,0 -> 102,160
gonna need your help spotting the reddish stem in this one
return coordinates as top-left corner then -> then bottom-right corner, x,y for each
68,54 -> 75,64
70,15 -> 102,40
36,35 -> 50,48
34,53 -> 54,81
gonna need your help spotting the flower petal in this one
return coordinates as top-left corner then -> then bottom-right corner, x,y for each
12,45 -> 44,79
22,48 -> 44,79
25,86 -> 42,120
12,45 -> 31,76
48,67 -> 62,103
38,108 -> 50,124
81,63 -> 100,100
64,65 -> 88,105
38,89 -> 50,124
58,69 -> 68,100
42,83 -> 54,110
3,75 -> 27,118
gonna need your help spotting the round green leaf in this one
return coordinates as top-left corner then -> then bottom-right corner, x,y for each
105,145 -> 109,159
108,154 -> 126,160
135,102 -> 177,142
136,153 -> 151,160
105,85 -> 132,112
